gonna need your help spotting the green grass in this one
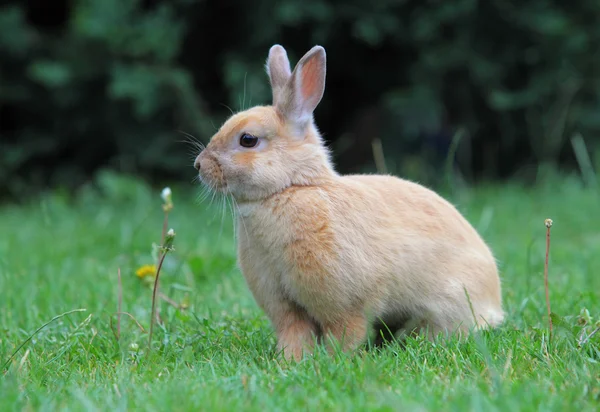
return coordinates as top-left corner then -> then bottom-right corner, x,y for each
1,170 -> 599,411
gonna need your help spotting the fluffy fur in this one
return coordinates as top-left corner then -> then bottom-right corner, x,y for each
195,44 -> 504,361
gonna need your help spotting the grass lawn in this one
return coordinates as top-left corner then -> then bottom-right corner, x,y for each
1,170 -> 599,411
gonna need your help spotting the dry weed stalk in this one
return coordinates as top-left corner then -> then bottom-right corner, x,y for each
544,218 -> 553,337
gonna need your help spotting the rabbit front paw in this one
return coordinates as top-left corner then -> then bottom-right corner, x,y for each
275,309 -> 320,362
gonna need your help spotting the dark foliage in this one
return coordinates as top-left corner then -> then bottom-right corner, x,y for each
1,0 -> 599,198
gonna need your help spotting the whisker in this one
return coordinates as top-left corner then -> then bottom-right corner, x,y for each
196,187 -> 212,205
193,165 -> 239,243
176,130 -> 206,146
178,142 -> 205,162
218,171 -> 229,241
195,184 -> 210,205
216,193 -> 228,244
242,72 -> 248,111
210,187 -> 217,207
176,136 -> 203,146
227,195 -> 237,241
206,181 -> 218,214
220,103 -> 235,116
198,190 -> 211,204
231,196 -> 249,240
176,138 -> 205,152
180,141 -> 204,151
205,185 -> 221,226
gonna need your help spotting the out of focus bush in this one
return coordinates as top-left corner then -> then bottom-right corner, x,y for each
1,0 -> 599,198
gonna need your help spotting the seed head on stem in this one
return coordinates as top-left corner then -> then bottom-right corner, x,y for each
161,187 -> 174,213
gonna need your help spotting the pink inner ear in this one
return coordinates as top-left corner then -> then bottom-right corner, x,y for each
300,57 -> 321,101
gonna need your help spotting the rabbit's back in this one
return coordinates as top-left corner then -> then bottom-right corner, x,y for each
328,175 -> 502,324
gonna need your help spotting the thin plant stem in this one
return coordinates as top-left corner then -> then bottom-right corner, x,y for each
117,267 -> 122,340
148,250 -> 169,350
155,210 -> 169,323
544,219 -> 553,337
161,211 -> 169,247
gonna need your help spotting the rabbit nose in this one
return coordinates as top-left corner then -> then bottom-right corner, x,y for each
194,156 -> 201,171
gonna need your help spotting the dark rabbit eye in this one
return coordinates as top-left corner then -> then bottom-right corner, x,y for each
240,133 -> 259,148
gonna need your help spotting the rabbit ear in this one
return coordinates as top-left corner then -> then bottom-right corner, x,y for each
277,45 -> 326,134
266,45 -> 292,106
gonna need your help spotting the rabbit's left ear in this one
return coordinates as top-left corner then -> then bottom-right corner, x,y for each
277,45 -> 326,133
266,45 -> 292,107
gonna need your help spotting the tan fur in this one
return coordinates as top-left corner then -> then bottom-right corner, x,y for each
195,44 -> 504,361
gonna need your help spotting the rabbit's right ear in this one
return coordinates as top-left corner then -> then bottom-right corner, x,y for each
266,45 -> 292,107
275,45 -> 326,136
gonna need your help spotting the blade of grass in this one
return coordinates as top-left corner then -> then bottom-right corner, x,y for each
117,267 -> 122,340
445,127 -> 466,193
2,308 -> 87,372
371,137 -> 388,175
110,312 -> 147,336
571,133 -> 598,188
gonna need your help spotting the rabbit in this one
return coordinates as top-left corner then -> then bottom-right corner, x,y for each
194,44 -> 504,361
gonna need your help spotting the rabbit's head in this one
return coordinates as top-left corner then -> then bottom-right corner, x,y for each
194,45 -> 335,202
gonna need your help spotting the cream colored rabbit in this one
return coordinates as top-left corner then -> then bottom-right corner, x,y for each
194,44 -> 504,361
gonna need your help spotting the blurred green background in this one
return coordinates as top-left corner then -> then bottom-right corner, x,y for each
1,0 -> 599,199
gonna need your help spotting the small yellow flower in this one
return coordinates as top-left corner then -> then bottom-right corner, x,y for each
136,264 -> 157,279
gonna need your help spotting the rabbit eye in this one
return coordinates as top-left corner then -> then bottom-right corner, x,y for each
240,133 -> 259,148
